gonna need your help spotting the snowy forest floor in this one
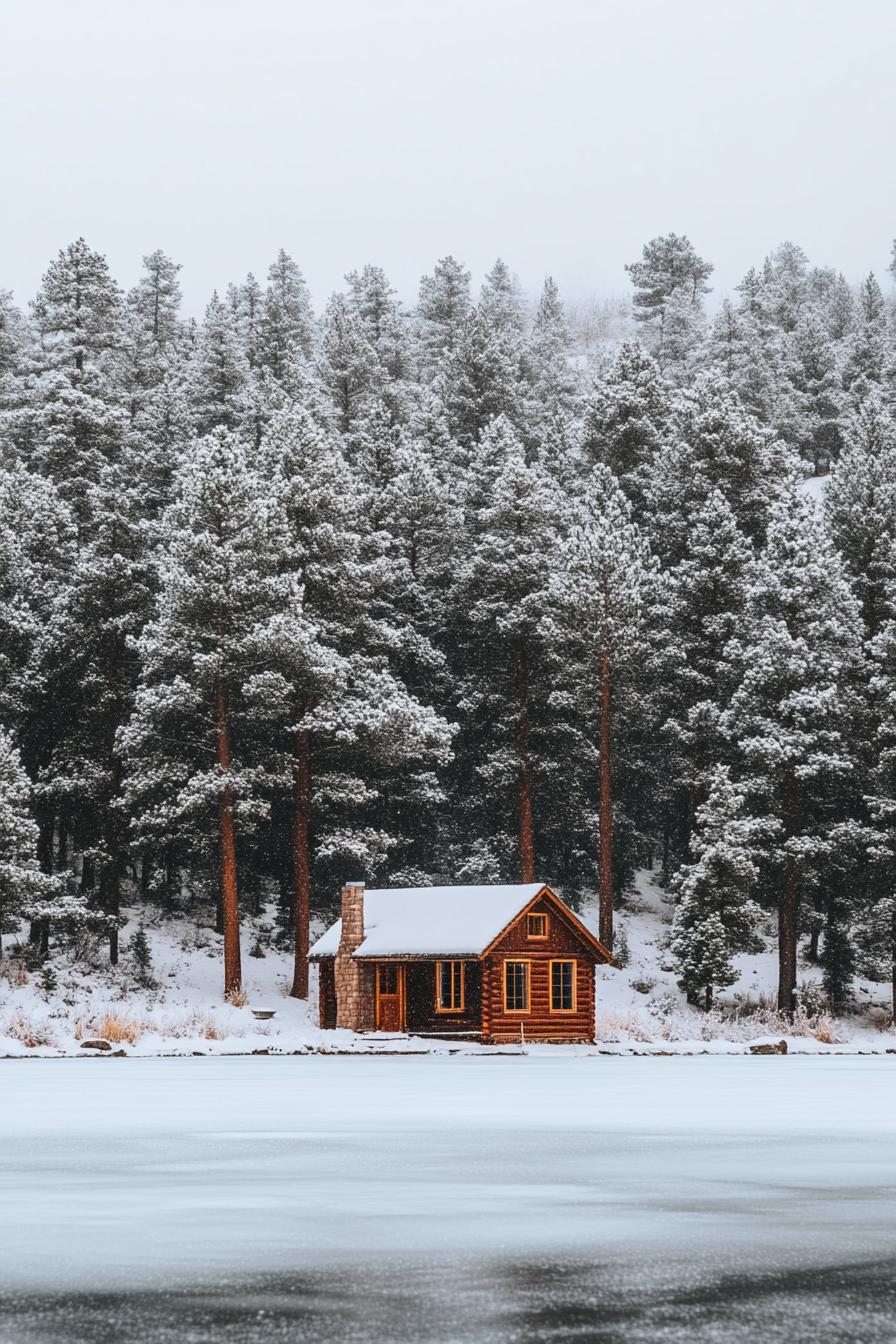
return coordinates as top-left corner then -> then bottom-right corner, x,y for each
1,869 -> 894,1058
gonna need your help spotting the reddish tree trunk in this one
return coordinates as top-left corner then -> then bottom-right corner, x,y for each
515,647 -> 535,884
290,728 -> 312,998
777,865 -> 799,1016
216,680 -> 241,997
777,771 -> 799,1017
599,647 -> 614,951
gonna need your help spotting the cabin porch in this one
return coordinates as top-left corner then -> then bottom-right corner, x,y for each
317,957 -> 483,1036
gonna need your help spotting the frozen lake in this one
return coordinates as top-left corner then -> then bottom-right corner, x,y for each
1,1054 -> 896,1342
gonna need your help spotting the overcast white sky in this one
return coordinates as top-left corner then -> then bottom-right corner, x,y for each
1,0 -> 894,314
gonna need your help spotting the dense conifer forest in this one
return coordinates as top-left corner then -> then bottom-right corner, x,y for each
2,233 -> 896,1017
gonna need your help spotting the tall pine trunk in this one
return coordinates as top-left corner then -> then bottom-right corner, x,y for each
515,646 -> 535,884
216,679 -> 241,997
290,728 -> 312,999
777,771 -> 799,1017
599,646 -> 614,950
31,806 -> 54,957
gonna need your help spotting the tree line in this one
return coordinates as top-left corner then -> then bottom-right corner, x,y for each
2,232 -> 896,1017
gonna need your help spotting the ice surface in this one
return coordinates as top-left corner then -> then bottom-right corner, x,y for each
2,1053 -> 896,1296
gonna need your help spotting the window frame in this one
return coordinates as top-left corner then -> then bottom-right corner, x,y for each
434,960 -> 465,1014
549,959 -> 577,1014
503,959 -> 531,1014
526,912 -> 549,939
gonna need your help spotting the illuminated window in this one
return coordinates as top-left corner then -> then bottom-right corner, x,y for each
435,960 -> 464,1012
527,913 -> 548,938
504,960 -> 530,1012
550,960 -> 575,1012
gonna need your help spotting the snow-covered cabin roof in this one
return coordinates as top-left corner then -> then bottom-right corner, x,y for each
309,883 -> 548,959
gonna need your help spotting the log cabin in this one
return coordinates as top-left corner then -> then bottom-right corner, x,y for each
309,881 -> 614,1043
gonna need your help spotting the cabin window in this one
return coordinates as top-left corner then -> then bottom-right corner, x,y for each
527,912 -> 548,938
435,960 -> 464,1012
504,960 -> 530,1012
550,960 -> 576,1012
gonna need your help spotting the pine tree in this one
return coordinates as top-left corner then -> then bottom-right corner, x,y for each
255,405 -> 452,994
128,250 -> 182,352
780,309 -> 844,473
644,373 -> 788,563
655,488 -> 753,865
547,467 -> 656,946
188,292 -> 251,436
479,258 -> 526,335
447,415 -> 566,883
258,249 -> 314,375
843,273 -> 892,398
121,428 -> 297,996
581,343 -> 673,510
0,727 -> 51,956
442,307 -> 526,451
625,233 -> 713,365
526,277 -> 579,432
417,255 -> 471,373
722,486 -> 864,1014
826,391 -> 896,639
670,766 -> 765,1009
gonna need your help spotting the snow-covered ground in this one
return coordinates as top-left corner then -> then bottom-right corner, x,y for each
2,1055 -> 896,1342
1,870 -> 894,1057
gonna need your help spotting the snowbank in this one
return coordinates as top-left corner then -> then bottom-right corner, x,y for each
2,873 -> 894,1058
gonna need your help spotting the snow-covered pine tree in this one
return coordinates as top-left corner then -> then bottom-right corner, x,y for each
479,258 -> 526,335
446,415 -> 567,884
258,250 -> 315,376
780,308 -> 844,473
317,291 -> 384,434
644,373 -> 788,564
0,289 -> 27,382
843,273 -> 893,402
443,306 -> 525,449
826,390 -> 896,640
625,233 -> 713,367
254,405 -> 452,994
0,727 -> 51,956
722,486 -> 864,1014
547,466 -> 656,946
120,429 -> 297,995
416,255 -> 472,375
525,277 -> 579,448
6,239 -> 127,535
580,342 -> 673,511
188,292 -> 251,437
654,487 -> 753,868
670,766 -> 765,1009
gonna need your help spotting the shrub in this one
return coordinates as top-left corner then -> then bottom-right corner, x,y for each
38,963 -> 57,1000
130,928 -> 155,988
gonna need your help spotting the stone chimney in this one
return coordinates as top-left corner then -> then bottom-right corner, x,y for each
335,882 -> 372,1031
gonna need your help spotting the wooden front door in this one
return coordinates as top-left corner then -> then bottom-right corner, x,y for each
375,963 -> 406,1032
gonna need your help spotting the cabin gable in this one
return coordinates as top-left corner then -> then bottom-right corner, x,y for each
480,891 -> 602,1043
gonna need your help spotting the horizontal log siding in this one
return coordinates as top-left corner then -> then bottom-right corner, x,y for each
406,961 -> 481,1035
483,900 -> 596,1042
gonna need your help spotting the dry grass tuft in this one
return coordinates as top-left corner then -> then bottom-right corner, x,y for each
225,986 -> 248,1008
597,1010 -> 653,1043
0,959 -> 29,988
6,1012 -> 56,1048
74,1010 -> 149,1045
812,1016 -> 841,1045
